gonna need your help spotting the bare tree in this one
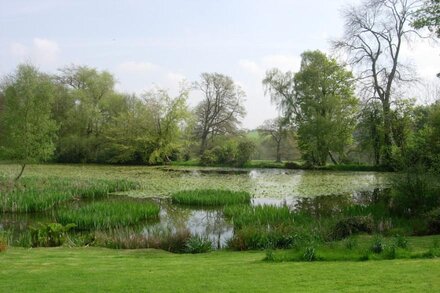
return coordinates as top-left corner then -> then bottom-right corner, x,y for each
257,118 -> 288,162
194,73 -> 245,154
333,0 -> 423,165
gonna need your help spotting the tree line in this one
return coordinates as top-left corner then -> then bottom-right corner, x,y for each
0,0 -> 439,178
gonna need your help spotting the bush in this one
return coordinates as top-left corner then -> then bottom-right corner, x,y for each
284,162 -> 302,169
30,223 -> 76,247
426,208 -> 440,235
391,170 -> 440,216
332,216 -> 374,240
185,235 -> 212,253
200,150 -> 217,166
227,225 -> 296,250
236,140 -> 255,167
370,235 -> 384,254
394,234 -> 408,249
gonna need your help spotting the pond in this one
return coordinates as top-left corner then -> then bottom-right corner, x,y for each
0,166 -> 392,249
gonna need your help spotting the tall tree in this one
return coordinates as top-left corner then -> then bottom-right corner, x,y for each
194,73 -> 245,154
0,64 -> 58,180
333,0 -> 423,166
55,65 -> 117,162
294,51 -> 359,166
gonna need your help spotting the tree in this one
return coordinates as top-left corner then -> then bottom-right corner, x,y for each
262,69 -> 296,123
333,0 -> 423,166
142,87 -> 189,164
413,0 -> 440,37
257,118 -> 288,162
55,65 -> 118,162
194,73 -> 245,155
0,64 -> 58,180
294,51 -> 359,166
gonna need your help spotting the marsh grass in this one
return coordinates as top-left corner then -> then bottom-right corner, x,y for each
57,200 -> 160,230
0,177 -> 139,213
224,205 -> 294,229
171,189 -> 251,206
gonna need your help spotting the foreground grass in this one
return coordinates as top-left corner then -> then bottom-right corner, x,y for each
0,247 -> 439,292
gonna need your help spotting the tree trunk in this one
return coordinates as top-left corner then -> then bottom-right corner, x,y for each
382,99 -> 394,166
15,164 -> 26,181
275,142 -> 281,163
328,151 -> 338,165
199,133 -> 208,155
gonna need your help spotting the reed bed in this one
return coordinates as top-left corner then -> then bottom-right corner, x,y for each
0,177 -> 139,213
171,189 -> 250,206
57,200 -> 160,230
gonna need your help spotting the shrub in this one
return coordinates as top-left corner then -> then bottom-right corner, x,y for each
344,237 -> 358,250
171,189 -> 251,206
185,235 -> 212,253
284,162 -> 302,169
235,140 -> 255,167
303,246 -> 317,262
426,208 -> 440,235
332,216 -> 374,240
391,170 -> 440,216
200,150 -> 217,166
394,234 -> 408,249
30,223 -> 76,247
227,225 -> 296,250
370,235 -> 384,254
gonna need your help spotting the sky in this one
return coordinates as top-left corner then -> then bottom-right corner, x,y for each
1,0 -> 439,129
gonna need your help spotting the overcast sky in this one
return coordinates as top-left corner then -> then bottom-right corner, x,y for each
1,0 -> 439,128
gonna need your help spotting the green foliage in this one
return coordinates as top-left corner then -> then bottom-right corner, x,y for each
171,189 -> 250,206
200,138 -> 255,167
394,234 -> 409,249
227,225 -> 296,250
0,177 -> 139,212
427,208 -> 440,234
303,246 -> 317,261
0,64 -> 58,176
391,169 -> 440,216
30,223 -> 76,247
185,235 -> 212,253
57,200 -> 160,230
412,0 -> 440,38
224,205 -> 294,229
370,235 -> 385,254
332,216 -> 374,240
293,51 -> 359,166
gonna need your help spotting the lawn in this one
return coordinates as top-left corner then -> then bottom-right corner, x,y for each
0,247 -> 439,292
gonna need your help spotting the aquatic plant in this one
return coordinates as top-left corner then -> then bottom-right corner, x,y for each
171,189 -> 250,206
57,201 -> 160,230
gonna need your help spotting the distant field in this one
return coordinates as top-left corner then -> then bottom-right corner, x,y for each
0,247 -> 438,292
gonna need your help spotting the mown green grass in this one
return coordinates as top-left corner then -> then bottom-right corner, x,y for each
0,176 -> 139,212
171,189 -> 251,206
56,200 -> 160,230
0,247 -> 439,292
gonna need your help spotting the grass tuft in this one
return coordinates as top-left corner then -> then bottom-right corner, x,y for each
171,189 -> 250,206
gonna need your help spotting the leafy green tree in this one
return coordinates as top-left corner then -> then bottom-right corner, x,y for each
142,87 -> 189,164
0,64 -> 58,180
55,65 -> 118,162
294,51 -> 359,166
413,0 -> 440,37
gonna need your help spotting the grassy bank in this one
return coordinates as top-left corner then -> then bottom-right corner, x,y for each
0,247 -> 439,292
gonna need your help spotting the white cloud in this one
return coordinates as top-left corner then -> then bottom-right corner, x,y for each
8,38 -> 60,65
238,59 -> 262,76
33,38 -> 60,64
118,61 -> 157,74
166,72 -> 186,83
